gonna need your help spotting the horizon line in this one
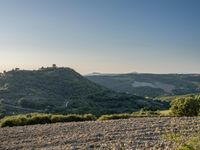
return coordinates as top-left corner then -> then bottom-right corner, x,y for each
1,65 -> 200,75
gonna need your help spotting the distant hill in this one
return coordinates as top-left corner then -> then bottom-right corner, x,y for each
86,73 -> 200,97
0,67 -> 168,116
156,93 -> 200,102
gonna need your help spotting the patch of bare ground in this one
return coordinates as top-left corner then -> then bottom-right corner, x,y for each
1,117 -> 200,150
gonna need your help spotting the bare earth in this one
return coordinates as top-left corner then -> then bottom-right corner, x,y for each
1,117 -> 200,150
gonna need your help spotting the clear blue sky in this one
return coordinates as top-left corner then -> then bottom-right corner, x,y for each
0,0 -> 199,74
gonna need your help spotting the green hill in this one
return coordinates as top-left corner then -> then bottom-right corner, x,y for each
86,73 -> 200,97
0,67 -> 168,116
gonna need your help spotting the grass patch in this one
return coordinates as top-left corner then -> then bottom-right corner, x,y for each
98,110 -> 162,121
178,132 -> 200,150
132,110 -> 161,117
159,110 -> 172,116
163,124 -> 200,150
164,132 -> 183,143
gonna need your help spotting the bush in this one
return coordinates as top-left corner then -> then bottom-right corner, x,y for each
170,96 -> 200,116
50,114 -> 96,123
50,115 -> 66,123
0,113 -> 96,127
29,114 -> 52,124
98,113 -> 132,121
98,110 -> 164,121
0,115 -> 29,127
83,114 -> 97,121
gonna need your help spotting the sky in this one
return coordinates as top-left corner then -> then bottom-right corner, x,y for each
0,0 -> 199,74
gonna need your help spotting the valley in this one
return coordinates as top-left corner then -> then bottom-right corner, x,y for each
86,73 -> 200,97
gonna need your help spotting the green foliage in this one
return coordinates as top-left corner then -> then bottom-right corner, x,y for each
179,145 -> 195,150
163,125 -> 200,150
0,67 -> 168,116
83,114 -> 97,121
156,93 -> 200,102
178,132 -> 200,150
0,110 -> 175,127
98,113 -> 132,121
98,111 -> 161,121
51,114 -> 96,123
164,132 -> 183,143
170,96 -> 200,116
0,113 -> 96,127
29,114 -> 52,124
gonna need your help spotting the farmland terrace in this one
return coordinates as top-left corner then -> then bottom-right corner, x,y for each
1,117 -> 200,150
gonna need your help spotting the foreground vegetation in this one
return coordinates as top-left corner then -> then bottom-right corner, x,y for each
170,95 -> 200,116
1,95 -> 200,127
98,110 -> 161,121
0,113 -> 96,127
0,110 -> 172,127
164,126 -> 200,150
179,132 -> 200,150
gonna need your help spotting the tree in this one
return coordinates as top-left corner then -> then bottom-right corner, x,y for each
52,64 -> 57,68
170,96 -> 200,116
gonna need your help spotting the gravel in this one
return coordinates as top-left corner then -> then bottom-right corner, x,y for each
1,117 -> 200,150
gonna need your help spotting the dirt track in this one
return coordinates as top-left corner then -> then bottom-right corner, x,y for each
1,117 -> 200,150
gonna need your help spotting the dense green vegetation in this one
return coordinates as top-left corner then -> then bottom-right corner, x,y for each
156,93 -> 200,102
3,97 -> 200,127
0,109 -> 169,127
98,113 -> 133,121
0,113 -> 96,127
0,67 -> 168,116
0,110 -> 163,127
86,73 -> 200,97
170,96 -> 200,116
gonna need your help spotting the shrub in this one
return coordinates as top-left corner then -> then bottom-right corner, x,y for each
0,113 -> 96,127
83,114 -> 97,121
170,96 -> 200,116
98,113 -> 132,121
50,115 -> 66,123
29,114 -> 52,124
0,115 -> 29,127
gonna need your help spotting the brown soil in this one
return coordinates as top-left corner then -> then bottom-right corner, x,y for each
1,117 -> 200,150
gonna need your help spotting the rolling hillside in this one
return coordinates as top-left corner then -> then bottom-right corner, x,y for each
0,67 -> 168,116
86,73 -> 200,97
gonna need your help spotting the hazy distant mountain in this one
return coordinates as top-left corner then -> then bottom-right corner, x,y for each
0,67 -> 168,116
86,73 -> 200,97
86,72 -> 138,76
